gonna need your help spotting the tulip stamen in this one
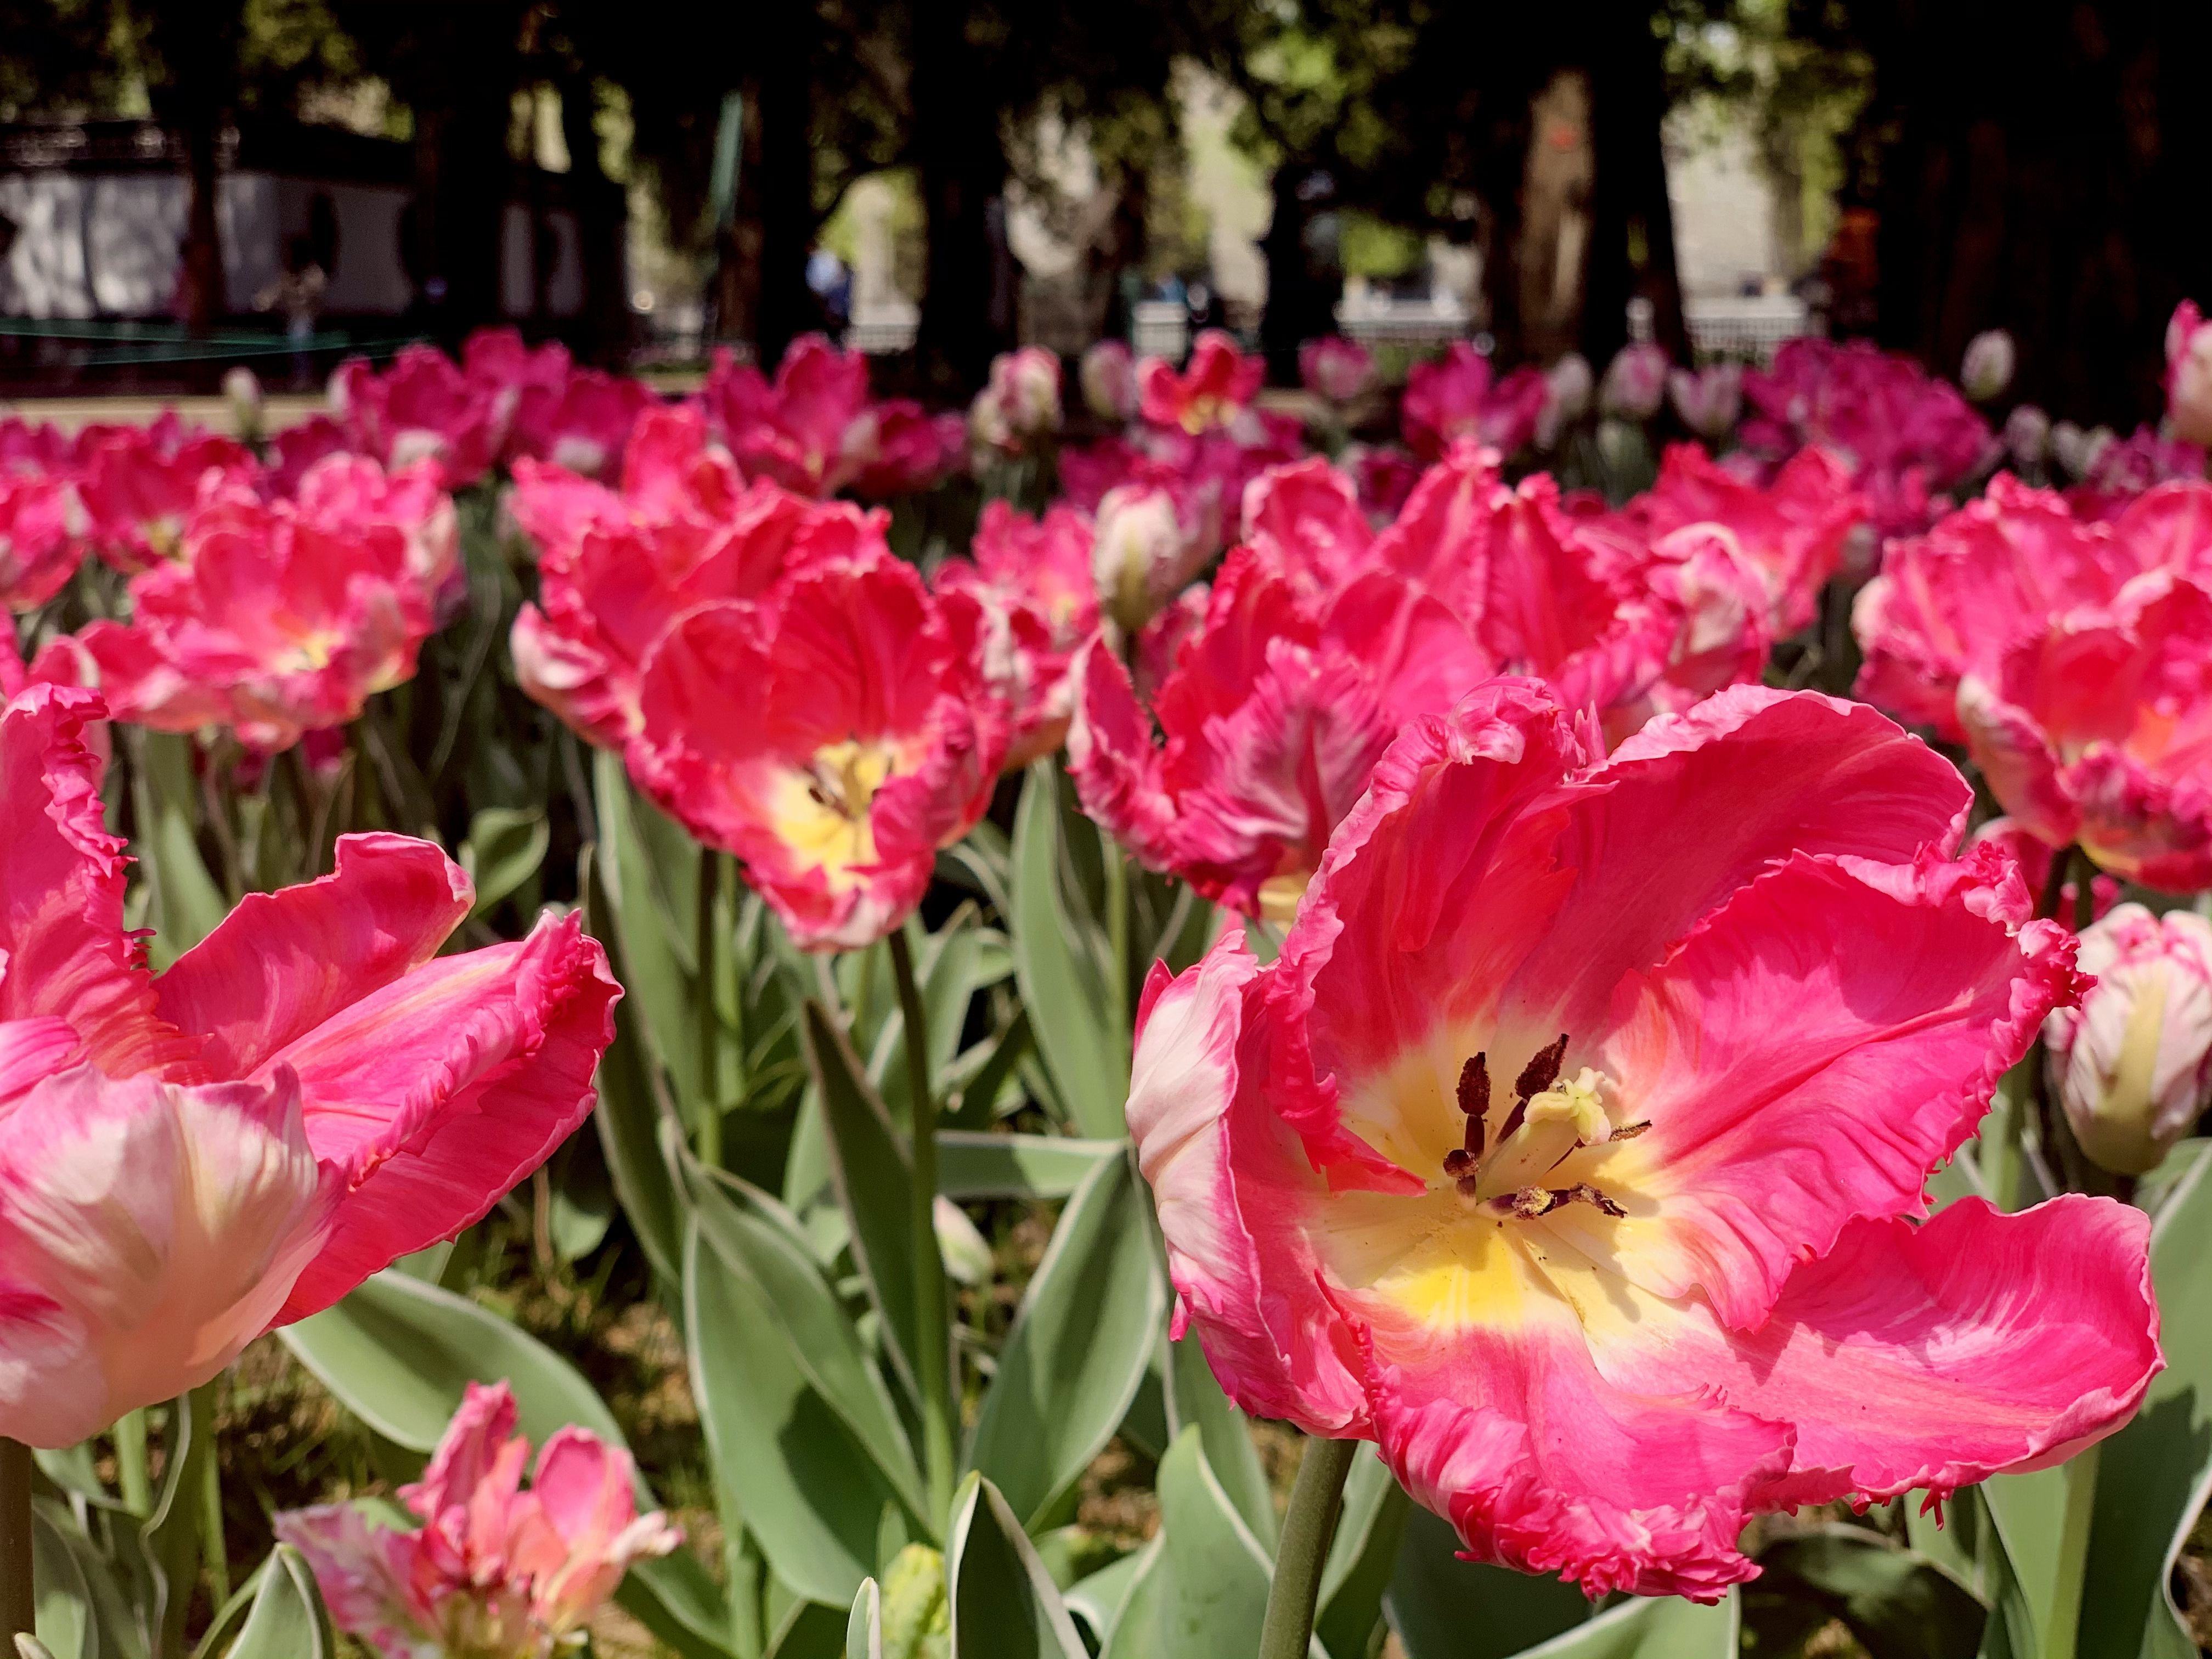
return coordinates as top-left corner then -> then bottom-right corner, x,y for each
1444,1035 -> 1630,1217
1492,1183 -> 1628,1221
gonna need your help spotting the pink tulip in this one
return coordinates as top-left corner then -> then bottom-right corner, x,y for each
1401,342 -> 1548,461
1665,363 -> 1743,441
76,419 -> 261,572
1068,542 -> 1494,922
1080,339 -> 1141,423
509,367 -> 658,482
1853,474 -> 2212,741
0,688 -> 619,1444
1138,330 -> 1265,435
2046,904 -> 2212,1176
2065,425 -> 2208,522
1091,482 -> 1212,634
332,346 -> 506,488
968,347 -> 1064,458
510,407 -> 888,748
1299,336 -> 1376,404
701,335 -> 959,499
1128,677 -> 2153,1600
934,501 -> 1097,768
1599,341 -> 1669,421
267,414 -> 354,496
1238,459 -> 1375,600
291,452 -> 462,613
1741,337 -> 1995,538
1345,444 -> 1423,522
625,555 -> 1005,950
2166,301 -> 2212,447
0,465 -> 86,611
278,1381 -> 678,1659
69,459 -> 449,753
1627,442 -> 1864,634
1958,566 -> 2212,891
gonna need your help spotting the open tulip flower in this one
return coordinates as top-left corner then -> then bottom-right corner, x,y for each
511,408 -> 889,749
1128,678 -> 2156,1600
1068,541 -> 1494,922
60,453 -> 455,753
0,463 -> 86,611
1138,330 -> 1265,435
934,500 -> 1098,768
1300,336 -> 1377,405
625,555 -> 1005,950
509,365 -> 658,482
0,686 -> 619,1446
1741,337 -> 1995,539
1626,442 -> 1864,634
278,1381 -> 678,1659
77,417 -> 260,572
332,344 -> 507,489
702,334 -> 960,499
1401,342 -> 1549,462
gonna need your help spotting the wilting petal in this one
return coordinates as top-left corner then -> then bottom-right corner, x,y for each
267,912 -> 620,1321
155,834 -> 472,1076
1574,849 -> 2077,1328
1567,1197 -> 2159,1510
0,686 -> 191,1078
0,1064 -> 331,1444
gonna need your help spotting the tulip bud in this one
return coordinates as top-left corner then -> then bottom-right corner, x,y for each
2050,420 -> 2114,482
2168,301 -> 2212,445
2044,903 -> 2212,1176
1092,483 -> 1200,634
2003,403 -> 2051,471
1600,342 -> 1668,421
1536,353 -> 1593,450
1960,329 -> 2016,403
1300,336 -> 1376,404
1666,363 -> 1743,442
222,365 -> 265,444
1081,340 -> 1139,424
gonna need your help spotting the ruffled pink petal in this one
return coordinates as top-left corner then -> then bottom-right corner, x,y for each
273,1503 -> 436,1657
1573,1197 -> 2158,1511
403,1379 -> 521,1522
0,1064 -> 332,1444
1959,674 -> 2080,851
1066,636 -> 1182,871
268,912 -> 620,1322
0,685 -> 192,1077
0,1015 -> 83,1104
155,834 -> 472,1077
1364,1291 -> 1792,1601
1128,934 -> 1369,1434
1582,848 -> 2078,1329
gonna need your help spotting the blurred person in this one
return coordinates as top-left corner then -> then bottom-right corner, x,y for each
256,234 -> 328,388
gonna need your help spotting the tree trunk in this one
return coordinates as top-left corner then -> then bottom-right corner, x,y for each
1582,0 -> 1686,365
557,69 -> 630,362
410,7 -> 516,341
754,11 -> 815,374
913,0 -> 1012,397
177,111 -> 224,329
1474,100 -> 1534,363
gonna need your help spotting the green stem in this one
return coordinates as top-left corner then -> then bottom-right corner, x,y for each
695,849 -> 723,1169
0,1439 -> 30,1646
199,1410 -> 229,1604
1102,834 -> 1131,1041
2046,1441 -> 2100,1659
114,1409 -> 151,1517
2069,845 -> 2098,934
2035,842 -> 2078,924
889,928 -> 957,1527
1257,1436 -> 1358,1659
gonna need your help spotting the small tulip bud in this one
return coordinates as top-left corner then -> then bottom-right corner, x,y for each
1535,353 -> 1593,450
1080,340 -> 1139,424
1960,329 -> 2016,403
1092,483 -> 1202,634
1600,342 -> 1668,421
2002,403 -> 2051,471
2045,903 -> 2212,1176
2168,301 -> 2212,446
1666,363 -> 1743,442
222,365 -> 264,443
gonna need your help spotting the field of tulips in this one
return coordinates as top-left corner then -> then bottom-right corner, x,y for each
2,307 -> 2210,1659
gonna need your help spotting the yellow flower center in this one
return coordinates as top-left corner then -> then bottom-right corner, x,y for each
771,737 -> 896,885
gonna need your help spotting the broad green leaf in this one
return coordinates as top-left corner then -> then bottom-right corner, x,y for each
224,1546 -> 334,1659
1749,1525 -> 1984,1659
1386,1508 -> 1596,1659
937,1132 -> 1124,1201
595,748 -> 702,1108
581,842 -> 688,1286
130,730 -> 229,967
1316,1449 -> 1410,1659
766,1598 -> 848,1658
1901,1488 -> 1985,1603
849,1578 -> 885,1659
30,1503 -> 93,1659
1104,1427 -> 1272,1659
945,1007 -> 1033,1130
615,1548 -> 744,1659
544,1131 -> 614,1262
460,805 -> 548,918
684,1164 -> 927,1519
964,1150 -> 1166,1527
1067,1540 -> 1153,1650
803,1002 -> 925,1412
281,1269 -> 624,1454
944,1475 -> 1088,1659
1982,1462 -> 2075,1654
1010,764 -> 1128,1137
2081,1148 -> 2212,1659
1163,1332 -> 1274,1549
1517,1590 -> 1737,1659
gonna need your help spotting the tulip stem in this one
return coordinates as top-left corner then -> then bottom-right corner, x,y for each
695,849 -> 723,1169
889,927 -> 957,1528
0,1438 -> 30,1645
1257,1435 -> 1358,1659
2046,1441 -> 2101,1659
